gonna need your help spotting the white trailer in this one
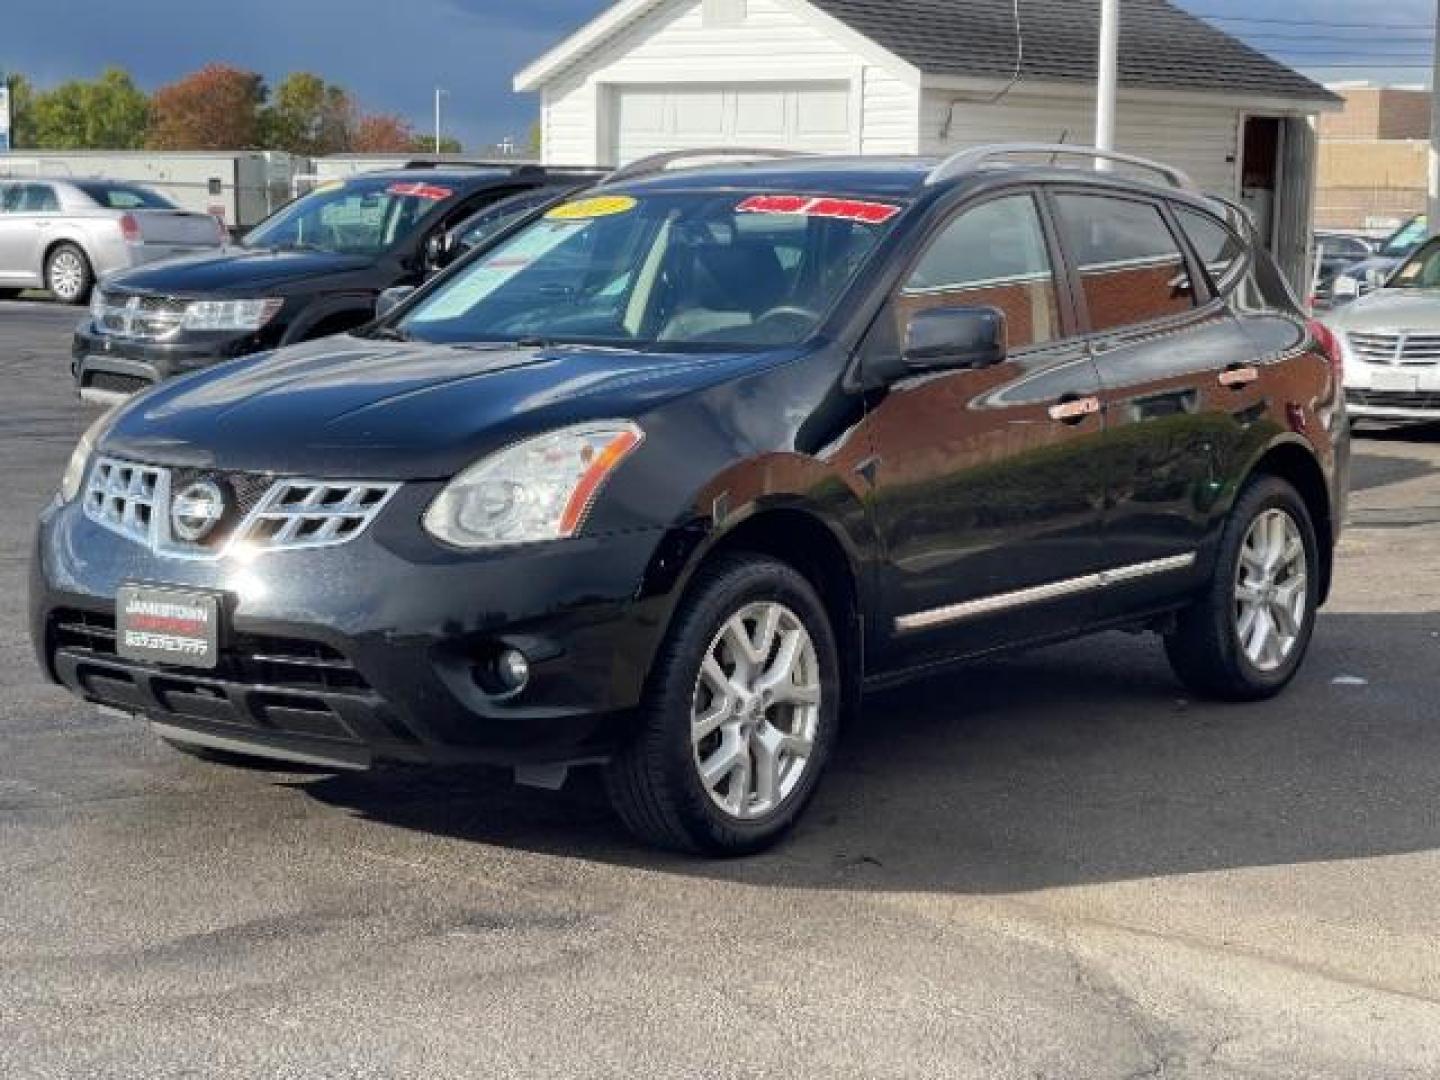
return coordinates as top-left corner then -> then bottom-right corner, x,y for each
0,151 -> 300,232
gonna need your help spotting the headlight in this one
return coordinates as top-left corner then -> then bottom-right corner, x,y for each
181,298 -> 283,332
89,289 -> 107,322
59,409 -> 117,503
423,422 -> 644,549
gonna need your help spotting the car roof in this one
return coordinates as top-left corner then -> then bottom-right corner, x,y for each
340,167 -> 598,190
606,153 -> 1224,211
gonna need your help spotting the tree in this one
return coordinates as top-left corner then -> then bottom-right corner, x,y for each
408,134 -> 463,154
352,113 -> 416,153
147,65 -> 266,150
4,74 -> 37,148
528,120 -> 542,159
27,68 -> 148,149
262,72 -> 355,156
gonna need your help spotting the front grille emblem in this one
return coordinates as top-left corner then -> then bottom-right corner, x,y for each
170,480 -> 227,543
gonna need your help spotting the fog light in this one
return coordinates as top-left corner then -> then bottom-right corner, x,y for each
495,649 -> 530,693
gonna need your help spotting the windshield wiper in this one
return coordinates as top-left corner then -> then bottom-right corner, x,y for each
367,326 -> 411,342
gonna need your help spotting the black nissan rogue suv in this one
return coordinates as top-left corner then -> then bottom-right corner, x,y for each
34,146 -> 1350,855
72,164 -> 601,402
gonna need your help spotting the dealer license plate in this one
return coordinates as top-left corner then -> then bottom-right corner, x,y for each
116,585 -> 220,669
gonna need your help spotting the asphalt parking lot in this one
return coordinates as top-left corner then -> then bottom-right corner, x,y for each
2,297 -> 1439,1078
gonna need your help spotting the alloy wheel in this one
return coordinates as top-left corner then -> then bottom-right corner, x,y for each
691,601 -> 821,821
48,251 -> 86,301
1233,508 -> 1308,673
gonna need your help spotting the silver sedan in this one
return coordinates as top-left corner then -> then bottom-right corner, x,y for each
0,178 -> 224,304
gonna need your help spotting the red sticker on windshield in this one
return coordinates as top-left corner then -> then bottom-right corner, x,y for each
737,195 -> 901,224
387,182 -> 454,201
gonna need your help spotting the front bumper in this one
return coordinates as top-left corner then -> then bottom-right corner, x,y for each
31,489 -> 673,769
71,323 -> 270,402
1346,388 -> 1440,422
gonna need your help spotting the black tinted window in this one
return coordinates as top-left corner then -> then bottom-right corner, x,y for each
903,193 -> 1061,349
1054,193 -> 1194,331
22,185 -> 59,212
0,185 -> 19,213
1175,206 -> 1247,286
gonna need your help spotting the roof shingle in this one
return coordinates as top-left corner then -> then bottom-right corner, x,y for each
809,0 -> 1338,103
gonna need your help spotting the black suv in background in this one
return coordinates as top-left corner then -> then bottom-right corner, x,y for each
34,146 -> 1349,855
72,164 -> 601,402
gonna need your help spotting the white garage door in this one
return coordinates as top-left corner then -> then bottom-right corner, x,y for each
609,82 -> 853,165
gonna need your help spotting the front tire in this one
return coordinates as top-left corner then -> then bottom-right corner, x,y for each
45,243 -> 93,305
1165,476 -> 1319,700
605,553 -> 840,856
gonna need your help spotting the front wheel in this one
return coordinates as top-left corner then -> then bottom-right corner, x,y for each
1165,476 -> 1320,700
605,553 -> 840,855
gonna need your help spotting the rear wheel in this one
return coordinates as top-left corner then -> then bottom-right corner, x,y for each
45,243 -> 93,305
1165,476 -> 1319,700
605,553 -> 839,855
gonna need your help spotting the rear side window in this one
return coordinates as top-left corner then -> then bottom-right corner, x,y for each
73,182 -> 175,210
1054,193 -> 1194,332
902,193 -> 1062,349
1174,206 -> 1247,287
0,185 -> 18,213
20,185 -> 59,212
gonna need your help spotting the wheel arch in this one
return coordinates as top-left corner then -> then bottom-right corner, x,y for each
1243,437 -> 1335,603
42,236 -> 92,276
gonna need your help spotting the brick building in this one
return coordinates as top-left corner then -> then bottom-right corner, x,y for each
1317,83 -> 1430,232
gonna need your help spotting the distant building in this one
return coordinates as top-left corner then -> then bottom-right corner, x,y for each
1317,83 -> 1429,233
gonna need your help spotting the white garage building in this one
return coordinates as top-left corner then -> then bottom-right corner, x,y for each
515,0 -> 1339,288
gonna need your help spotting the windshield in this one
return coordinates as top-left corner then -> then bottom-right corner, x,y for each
397,191 -> 902,350
1387,237 -> 1440,288
73,181 -> 175,210
244,177 -> 455,256
1381,215 -> 1428,258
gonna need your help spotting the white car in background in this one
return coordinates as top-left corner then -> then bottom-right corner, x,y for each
1327,234 -> 1440,424
0,178 -> 225,304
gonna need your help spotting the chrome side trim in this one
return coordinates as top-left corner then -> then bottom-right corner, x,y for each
895,553 -> 1197,633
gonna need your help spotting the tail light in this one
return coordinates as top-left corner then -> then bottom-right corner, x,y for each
119,213 -> 141,244
1307,318 -> 1343,390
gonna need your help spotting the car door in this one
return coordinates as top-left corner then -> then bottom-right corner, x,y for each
860,188 -> 1108,669
1049,189 -> 1257,617
0,183 -> 41,285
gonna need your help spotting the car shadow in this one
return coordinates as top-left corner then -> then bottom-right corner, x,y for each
292,610 -> 1440,894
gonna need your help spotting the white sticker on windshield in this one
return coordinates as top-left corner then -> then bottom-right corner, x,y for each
411,220 -> 586,322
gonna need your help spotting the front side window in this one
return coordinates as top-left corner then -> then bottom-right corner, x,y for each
22,185 -> 59,213
73,181 -> 175,210
244,177 -> 460,256
1174,205 -> 1248,288
1055,193 -> 1195,332
900,193 -> 1061,350
1381,215 -> 1427,258
397,191 -> 901,350
456,190 -> 558,251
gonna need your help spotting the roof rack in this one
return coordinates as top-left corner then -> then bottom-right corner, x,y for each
926,144 -> 1195,191
606,148 -> 805,185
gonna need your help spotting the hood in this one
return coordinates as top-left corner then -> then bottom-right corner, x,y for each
1324,288 -> 1440,333
102,246 -> 373,296
101,335 -> 772,478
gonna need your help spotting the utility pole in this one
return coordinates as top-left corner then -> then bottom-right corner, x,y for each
1096,0 -> 1119,168
1430,0 -> 1440,231
434,86 -> 447,155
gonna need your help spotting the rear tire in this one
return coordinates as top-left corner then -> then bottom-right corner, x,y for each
45,243 -> 93,305
1165,476 -> 1319,701
605,553 -> 840,856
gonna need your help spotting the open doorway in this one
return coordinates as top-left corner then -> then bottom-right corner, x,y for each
1240,116 -> 1283,251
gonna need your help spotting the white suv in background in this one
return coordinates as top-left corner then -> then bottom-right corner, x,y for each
0,179 -> 224,304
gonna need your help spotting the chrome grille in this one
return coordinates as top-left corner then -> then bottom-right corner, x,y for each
84,458 -> 165,544
93,292 -> 188,341
1346,330 -> 1440,366
238,480 -> 398,552
81,457 -> 399,557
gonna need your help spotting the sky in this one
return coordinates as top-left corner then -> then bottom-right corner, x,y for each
1,0 -> 1435,150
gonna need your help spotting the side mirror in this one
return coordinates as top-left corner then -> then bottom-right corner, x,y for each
902,307 -> 1007,374
375,286 -> 417,320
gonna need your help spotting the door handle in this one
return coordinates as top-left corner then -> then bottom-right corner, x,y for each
1219,364 -> 1259,388
1048,396 -> 1101,424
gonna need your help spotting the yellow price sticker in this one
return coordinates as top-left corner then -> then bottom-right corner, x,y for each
546,195 -> 638,221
